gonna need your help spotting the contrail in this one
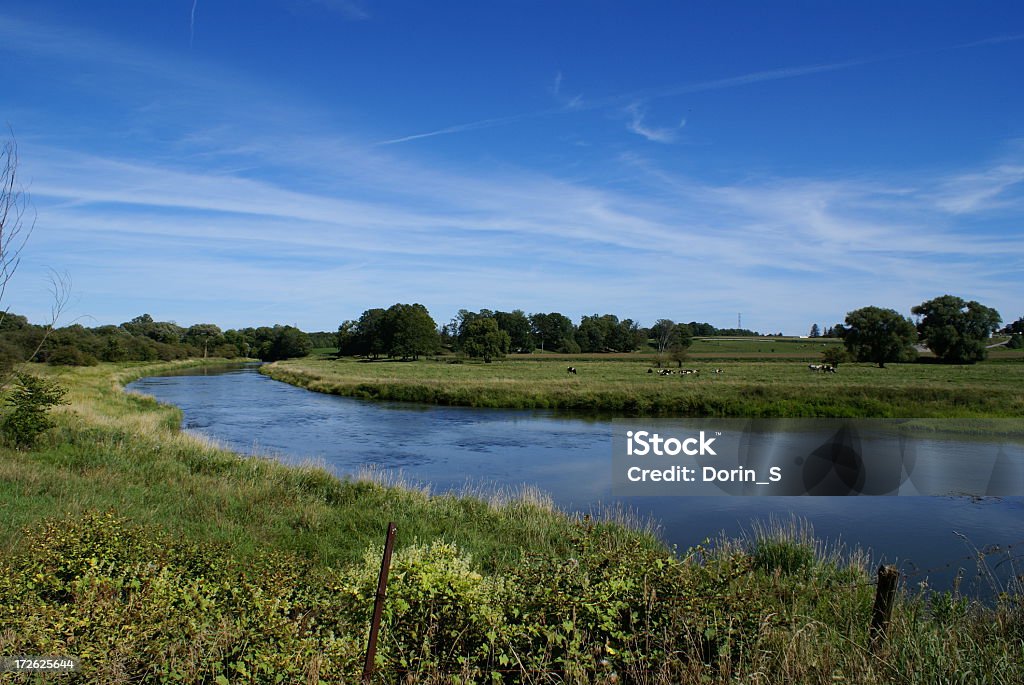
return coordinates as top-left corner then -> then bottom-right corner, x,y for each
190,0 -> 198,47
375,32 -> 1024,147
377,58 -> 867,146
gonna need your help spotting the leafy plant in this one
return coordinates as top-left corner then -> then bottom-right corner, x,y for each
2,371 -> 68,446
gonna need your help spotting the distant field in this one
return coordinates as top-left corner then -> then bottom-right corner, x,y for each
266,349 -> 1024,418
315,337 -> 847,361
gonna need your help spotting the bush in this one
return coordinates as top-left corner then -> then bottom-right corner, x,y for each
1008,334 -> 1023,350
0,512 -> 364,683
46,344 -> 98,366
821,346 -> 848,367
1,372 -> 68,446
336,540 -> 509,679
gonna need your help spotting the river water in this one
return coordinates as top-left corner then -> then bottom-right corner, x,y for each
126,364 -> 1024,594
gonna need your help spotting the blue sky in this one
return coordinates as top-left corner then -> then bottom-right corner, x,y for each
2,1 -> 1023,334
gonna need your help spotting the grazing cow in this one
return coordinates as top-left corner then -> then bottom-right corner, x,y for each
647,368 -> 653,374
808,364 -> 823,371
712,368 -> 724,374
567,366 -> 577,375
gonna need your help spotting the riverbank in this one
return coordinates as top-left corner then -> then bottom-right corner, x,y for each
264,355 -> 1024,418
1,361 -> 1021,683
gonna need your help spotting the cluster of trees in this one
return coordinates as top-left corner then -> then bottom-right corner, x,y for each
337,304 -> 439,361
338,305 -> 750,362
808,324 -> 841,338
838,295 -> 1004,367
0,313 -> 314,368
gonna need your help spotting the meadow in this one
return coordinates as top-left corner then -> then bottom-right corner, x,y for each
1,359 -> 1022,683
268,338 -> 1024,418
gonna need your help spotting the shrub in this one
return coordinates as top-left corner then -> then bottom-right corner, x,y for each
1,372 -> 68,446
46,344 -> 98,366
0,512 -> 364,683
336,540 -> 509,679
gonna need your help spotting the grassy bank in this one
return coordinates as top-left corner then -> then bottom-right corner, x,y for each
0,360 -> 622,569
1,361 -> 1021,683
264,355 -> 1024,418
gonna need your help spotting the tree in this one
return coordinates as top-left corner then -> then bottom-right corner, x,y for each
809,323 -> 820,338
494,310 -> 534,353
1,136 -> 32,320
185,323 -> 223,358
1002,317 -> 1024,336
651,319 -> 676,366
821,346 -> 848,367
911,295 -> 1002,364
2,371 -> 68,447
609,318 -> 644,352
841,306 -> 918,368
352,308 -> 388,358
0,136 -> 70,378
668,323 -> 693,367
384,303 -> 438,360
575,315 -> 608,352
529,312 -> 575,352
462,317 -> 510,363
259,326 -> 312,361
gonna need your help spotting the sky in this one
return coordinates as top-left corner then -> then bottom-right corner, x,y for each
1,1 -> 1023,335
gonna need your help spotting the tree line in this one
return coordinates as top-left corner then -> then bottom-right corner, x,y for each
337,306 -> 762,362
2,296 -> 1016,371
0,313 -> 317,370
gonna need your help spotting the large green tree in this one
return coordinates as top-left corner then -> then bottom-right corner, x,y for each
651,319 -> 677,363
668,323 -> 693,367
259,326 -> 312,361
529,312 -> 575,352
384,303 -> 439,360
841,306 -> 918,368
462,317 -> 510,362
494,310 -> 534,353
185,323 -> 223,358
911,295 -> 1001,364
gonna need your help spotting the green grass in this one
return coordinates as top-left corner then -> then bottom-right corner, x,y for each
1,360 -> 1022,683
264,353 -> 1024,418
0,360 -> 641,570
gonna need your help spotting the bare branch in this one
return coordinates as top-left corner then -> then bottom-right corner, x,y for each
0,133 -> 36,307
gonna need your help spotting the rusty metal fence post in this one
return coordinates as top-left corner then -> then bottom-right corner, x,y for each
362,522 -> 397,684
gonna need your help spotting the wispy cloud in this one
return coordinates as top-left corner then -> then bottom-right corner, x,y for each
13,132 -> 1024,332
380,57 -> 870,145
625,103 -> 682,143
932,164 -> 1024,214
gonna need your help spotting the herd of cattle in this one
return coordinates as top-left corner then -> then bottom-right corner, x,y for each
564,364 -> 838,375
807,363 -> 837,373
647,368 -> 724,376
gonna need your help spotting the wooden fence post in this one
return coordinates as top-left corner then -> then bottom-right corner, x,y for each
362,522 -> 398,684
870,564 -> 899,649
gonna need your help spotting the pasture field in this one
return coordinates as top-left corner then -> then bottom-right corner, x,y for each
265,351 -> 1024,418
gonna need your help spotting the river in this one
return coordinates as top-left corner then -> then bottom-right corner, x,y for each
126,364 -> 1024,595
